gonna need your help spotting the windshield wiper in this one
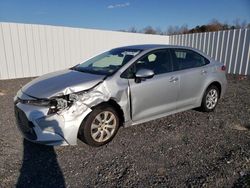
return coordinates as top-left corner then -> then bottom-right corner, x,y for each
69,64 -> 79,70
71,66 -> 108,75
70,66 -> 87,73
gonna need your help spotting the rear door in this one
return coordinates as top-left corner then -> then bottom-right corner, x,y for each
170,48 -> 210,109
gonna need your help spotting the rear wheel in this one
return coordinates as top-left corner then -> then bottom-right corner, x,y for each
78,104 -> 120,147
200,85 -> 219,112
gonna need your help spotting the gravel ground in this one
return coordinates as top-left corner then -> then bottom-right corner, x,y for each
0,75 -> 250,187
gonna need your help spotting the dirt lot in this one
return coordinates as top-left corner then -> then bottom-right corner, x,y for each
0,75 -> 249,187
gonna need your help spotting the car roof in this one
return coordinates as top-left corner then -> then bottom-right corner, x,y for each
116,44 -> 213,61
118,44 -> 196,51
118,44 -> 169,50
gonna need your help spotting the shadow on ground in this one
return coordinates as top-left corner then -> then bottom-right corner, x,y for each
16,140 -> 65,188
15,109 -> 66,187
233,171 -> 250,188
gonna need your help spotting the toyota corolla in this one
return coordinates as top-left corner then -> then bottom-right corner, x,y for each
14,45 -> 227,147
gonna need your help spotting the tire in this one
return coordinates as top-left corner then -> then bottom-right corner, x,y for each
78,104 -> 120,147
200,85 -> 220,112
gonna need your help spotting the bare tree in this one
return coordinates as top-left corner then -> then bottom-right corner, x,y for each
166,25 -> 188,35
143,26 -> 157,34
155,27 -> 164,35
166,26 -> 175,35
166,25 -> 180,35
179,24 -> 189,34
233,18 -> 242,29
128,27 -> 137,33
233,19 -> 247,29
123,19 -> 250,35
208,19 -> 224,31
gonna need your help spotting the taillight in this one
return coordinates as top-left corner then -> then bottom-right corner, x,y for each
221,65 -> 226,71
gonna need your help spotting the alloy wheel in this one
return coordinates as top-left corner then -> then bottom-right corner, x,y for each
206,89 -> 218,109
90,111 -> 117,142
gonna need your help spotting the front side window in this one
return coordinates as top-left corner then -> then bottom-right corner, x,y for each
131,50 -> 172,76
170,49 -> 209,71
73,48 -> 141,75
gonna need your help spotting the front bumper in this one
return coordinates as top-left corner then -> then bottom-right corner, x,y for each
14,83 -> 112,146
14,96 -> 92,146
15,102 -> 70,145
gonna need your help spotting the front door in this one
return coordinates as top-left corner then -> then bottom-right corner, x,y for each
128,49 -> 179,122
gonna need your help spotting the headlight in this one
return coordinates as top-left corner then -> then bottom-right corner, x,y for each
16,98 -> 51,106
16,92 -> 86,115
48,91 -> 86,115
48,97 -> 70,115
55,98 -> 68,110
68,93 -> 80,102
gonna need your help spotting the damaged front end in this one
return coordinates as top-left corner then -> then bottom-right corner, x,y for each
14,82 -> 112,146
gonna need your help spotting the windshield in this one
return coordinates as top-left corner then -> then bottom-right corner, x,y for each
72,48 -> 142,75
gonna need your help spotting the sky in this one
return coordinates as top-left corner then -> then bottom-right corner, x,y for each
0,0 -> 249,31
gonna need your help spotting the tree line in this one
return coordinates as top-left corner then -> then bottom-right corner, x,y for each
121,19 -> 250,35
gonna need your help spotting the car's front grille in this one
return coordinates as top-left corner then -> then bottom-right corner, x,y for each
14,106 -> 37,140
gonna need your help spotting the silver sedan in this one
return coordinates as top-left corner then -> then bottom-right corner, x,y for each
14,45 -> 227,146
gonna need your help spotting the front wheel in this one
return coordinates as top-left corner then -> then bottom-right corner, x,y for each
200,85 -> 219,112
78,104 -> 120,147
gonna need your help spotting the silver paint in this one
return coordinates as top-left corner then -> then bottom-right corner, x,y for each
21,69 -> 105,98
14,44 -> 227,146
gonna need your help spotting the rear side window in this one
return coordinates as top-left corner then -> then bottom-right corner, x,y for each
170,49 -> 209,71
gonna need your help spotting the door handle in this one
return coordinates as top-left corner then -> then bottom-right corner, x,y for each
169,76 -> 178,82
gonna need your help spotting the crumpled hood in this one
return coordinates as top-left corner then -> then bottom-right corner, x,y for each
21,69 -> 105,99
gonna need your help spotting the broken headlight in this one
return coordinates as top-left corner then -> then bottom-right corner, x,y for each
48,92 -> 86,115
48,97 -> 70,115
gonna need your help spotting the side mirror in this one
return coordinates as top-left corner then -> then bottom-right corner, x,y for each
135,68 -> 155,79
